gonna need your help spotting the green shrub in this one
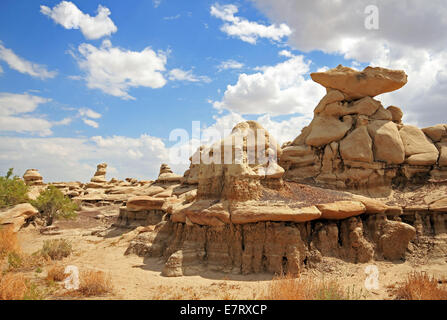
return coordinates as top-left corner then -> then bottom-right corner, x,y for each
40,239 -> 72,260
0,168 -> 29,209
32,185 -> 78,225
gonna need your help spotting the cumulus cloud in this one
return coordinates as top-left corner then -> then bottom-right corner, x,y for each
0,134 -> 171,182
217,59 -> 244,71
210,3 -> 291,44
168,68 -> 211,83
252,0 -> 447,127
212,52 -> 325,115
40,1 -> 117,40
0,92 -> 72,136
74,40 -> 167,99
0,43 -> 57,79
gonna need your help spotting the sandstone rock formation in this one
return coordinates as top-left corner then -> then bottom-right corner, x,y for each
23,169 -> 43,186
90,163 -> 107,183
282,65 -> 446,196
0,203 -> 39,232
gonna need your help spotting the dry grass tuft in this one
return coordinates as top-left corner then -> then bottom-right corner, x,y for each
0,272 -> 28,300
260,273 -> 359,300
391,271 -> 447,300
40,239 -> 72,261
0,226 -> 18,258
46,264 -> 67,282
77,270 -> 113,297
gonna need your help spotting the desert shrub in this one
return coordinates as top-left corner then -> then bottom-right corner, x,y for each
78,270 -> 113,297
6,251 -> 48,272
0,168 -> 29,209
391,271 -> 447,300
260,274 -> 357,300
0,226 -> 18,258
46,264 -> 67,282
0,272 -> 28,300
40,239 -> 72,260
32,185 -> 78,225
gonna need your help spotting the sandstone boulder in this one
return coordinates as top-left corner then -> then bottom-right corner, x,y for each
399,125 -> 439,165
367,120 -> 405,164
0,203 -> 39,232
91,163 -> 107,183
387,106 -> 403,123
311,65 -> 407,100
422,124 -> 446,142
316,201 -> 366,219
340,126 -> 373,163
305,115 -> 352,147
126,196 -> 165,211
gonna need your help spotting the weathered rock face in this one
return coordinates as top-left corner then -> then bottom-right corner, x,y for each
23,169 -> 43,186
121,64 -> 444,277
310,65 -> 407,100
126,213 -> 419,276
282,65 -> 445,196
0,203 -> 39,232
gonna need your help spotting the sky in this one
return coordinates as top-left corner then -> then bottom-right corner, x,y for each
0,0 -> 446,182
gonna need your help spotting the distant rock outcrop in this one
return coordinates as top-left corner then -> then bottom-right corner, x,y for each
23,169 -> 43,186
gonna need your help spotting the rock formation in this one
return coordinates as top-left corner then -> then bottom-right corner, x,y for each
23,169 -> 43,186
0,203 -> 39,232
90,163 -> 108,184
281,65 -> 445,197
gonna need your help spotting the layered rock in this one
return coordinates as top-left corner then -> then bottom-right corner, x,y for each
23,169 -> 43,186
90,163 -> 108,183
282,65 -> 445,196
0,203 -> 39,232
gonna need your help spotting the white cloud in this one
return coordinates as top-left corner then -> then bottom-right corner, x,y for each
0,92 -> 71,136
0,65 -> 3,73
210,3 -> 291,44
78,107 -> 101,119
74,40 -> 167,99
213,53 -> 325,115
40,1 -> 117,40
0,134 -> 173,182
82,118 -> 99,128
217,59 -> 244,71
0,43 -> 57,79
252,0 -> 447,127
168,68 -> 211,83
153,0 -> 162,8
0,92 -> 51,116
163,14 -> 181,20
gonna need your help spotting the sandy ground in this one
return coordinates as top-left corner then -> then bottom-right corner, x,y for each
16,206 -> 447,300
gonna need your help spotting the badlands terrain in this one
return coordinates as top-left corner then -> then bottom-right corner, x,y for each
1,65 -> 447,300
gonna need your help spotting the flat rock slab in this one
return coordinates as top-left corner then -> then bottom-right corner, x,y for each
316,201 -> 366,219
311,65 -> 407,100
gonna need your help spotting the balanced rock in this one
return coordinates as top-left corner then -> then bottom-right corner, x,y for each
23,169 -> 43,186
91,163 -> 107,183
311,65 -> 407,100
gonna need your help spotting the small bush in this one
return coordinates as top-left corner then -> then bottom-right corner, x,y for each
46,264 -> 67,282
0,226 -> 18,258
78,270 -> 113,297
0,168 -> 29,209
40,239 -> 72,260
391,271 -> 447,300
32,185 -> 78,225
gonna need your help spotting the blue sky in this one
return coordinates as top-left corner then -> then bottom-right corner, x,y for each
0,0 -> 446,181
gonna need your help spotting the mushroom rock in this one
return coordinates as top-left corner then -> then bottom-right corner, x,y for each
23,169 -> 44,186
311,65 -> 407,100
